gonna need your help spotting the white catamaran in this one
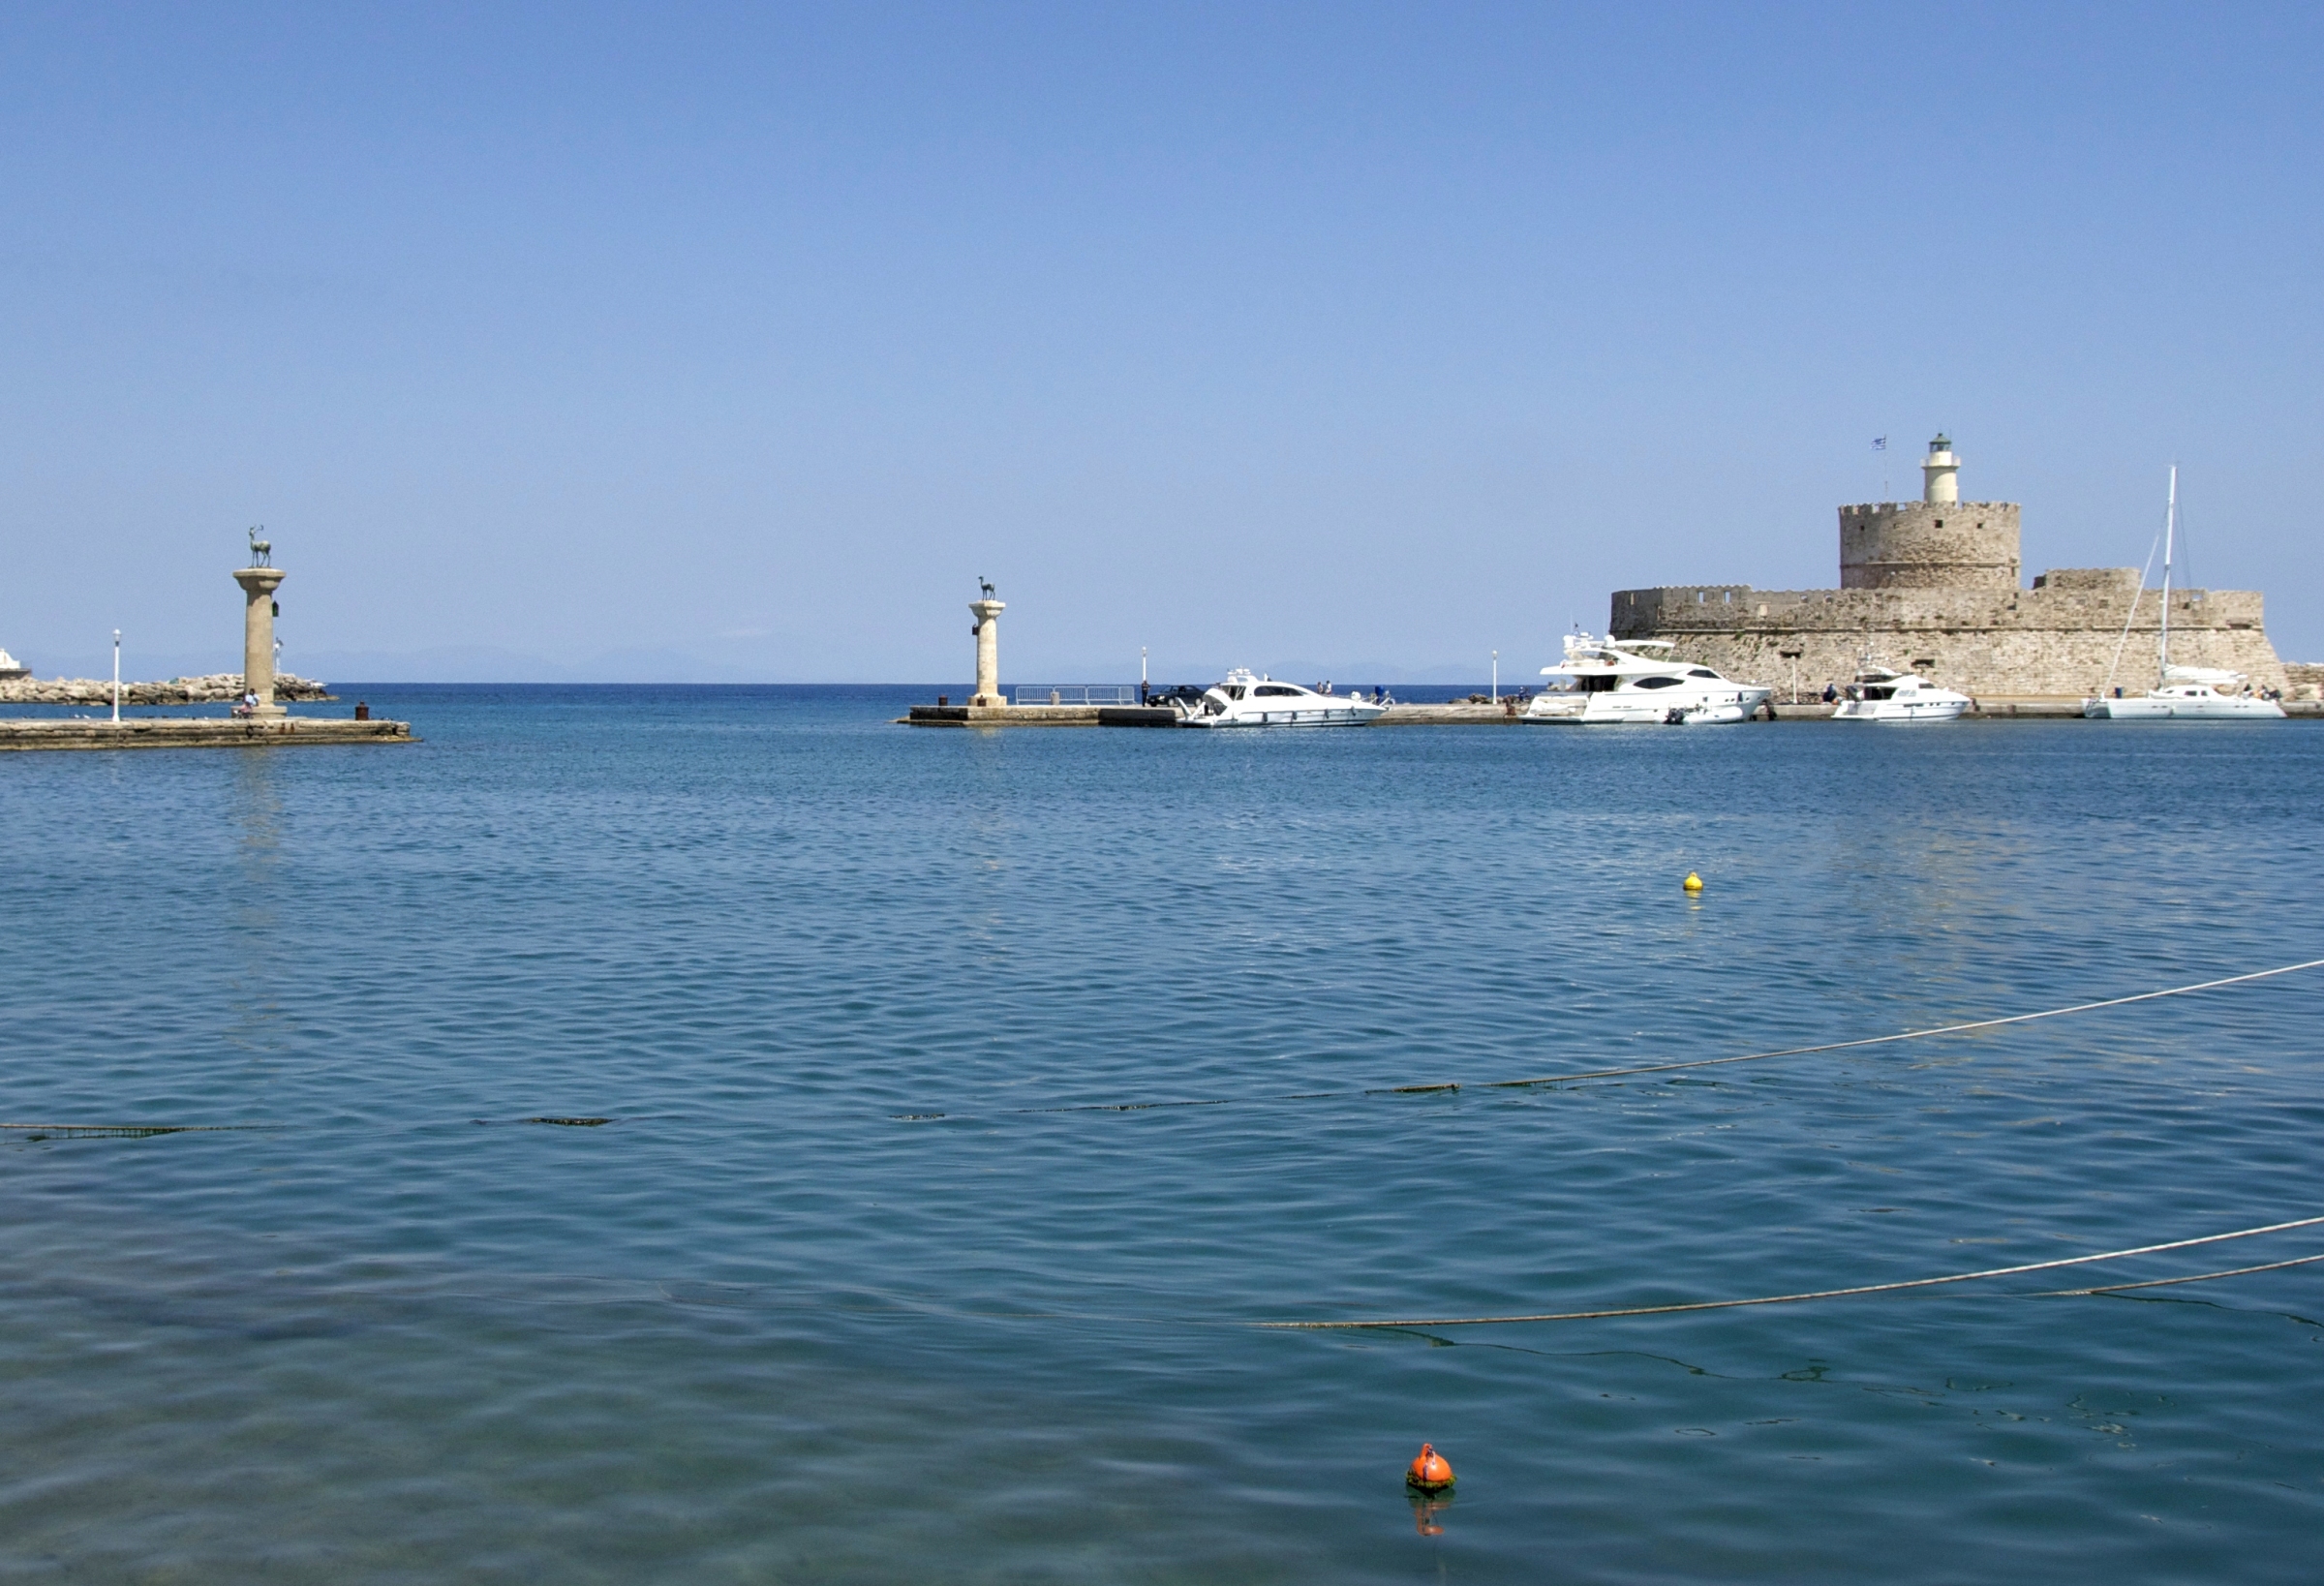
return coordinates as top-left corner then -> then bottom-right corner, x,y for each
2084,468 -> 2284,720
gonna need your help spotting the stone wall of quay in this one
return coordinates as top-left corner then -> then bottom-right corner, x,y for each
1609,578 -> 2287,697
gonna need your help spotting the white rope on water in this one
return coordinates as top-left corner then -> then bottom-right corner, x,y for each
1258,1213 -> 2324,1329
17,961 -> 2324,1141
1474,955 -> 2324,1090
2040,1249 -> 2324,1296
895,955 -> 2324,1120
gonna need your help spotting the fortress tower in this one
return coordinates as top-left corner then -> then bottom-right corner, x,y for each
1838,436 -> 2021,590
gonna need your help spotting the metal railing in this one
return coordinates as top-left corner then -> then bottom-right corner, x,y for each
1012,685 -> 1141,706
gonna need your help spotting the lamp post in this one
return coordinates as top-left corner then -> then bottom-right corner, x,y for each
1491,650 -> 1498,704
111,629 -> 120,724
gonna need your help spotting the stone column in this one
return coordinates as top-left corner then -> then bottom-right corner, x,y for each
233,565 -> 288,717
969,598 -> 1005,708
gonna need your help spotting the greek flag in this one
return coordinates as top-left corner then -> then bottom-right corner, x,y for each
1872,436 -> 1887,451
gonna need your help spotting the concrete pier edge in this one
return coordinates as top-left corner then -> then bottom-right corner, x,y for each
0,717 -> 415,751
902,697 -> 2324,726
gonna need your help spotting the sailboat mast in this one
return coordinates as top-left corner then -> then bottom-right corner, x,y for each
2157,466 -> 2176,684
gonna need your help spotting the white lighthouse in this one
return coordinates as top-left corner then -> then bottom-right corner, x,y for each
1922,433 -> 1961,504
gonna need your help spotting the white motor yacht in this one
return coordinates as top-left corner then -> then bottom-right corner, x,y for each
1523,635 -> 1772,724
1176,670 -> 1389,728
1830,667 -> 1972,722
2087,666 -> 2284,719
2083,468 -> 2285,721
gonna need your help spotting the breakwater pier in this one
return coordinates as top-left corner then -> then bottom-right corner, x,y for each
0,671 -> 335,708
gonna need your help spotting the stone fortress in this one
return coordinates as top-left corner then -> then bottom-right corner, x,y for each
1609,436 -> 2293,699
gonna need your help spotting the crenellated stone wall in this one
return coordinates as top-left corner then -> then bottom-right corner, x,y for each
1610,577 -> 2285,698
1840,501 -> 2021,590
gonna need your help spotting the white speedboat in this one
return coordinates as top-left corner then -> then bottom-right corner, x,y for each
1523,635 -> 1772,724
1176,670 -> 1389,727
2083,469 -> 2285,721
1831,667 -> 1972,722
2087,666 -> 2284,719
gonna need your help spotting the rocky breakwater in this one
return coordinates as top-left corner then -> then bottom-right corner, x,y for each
0,672 -> 335,707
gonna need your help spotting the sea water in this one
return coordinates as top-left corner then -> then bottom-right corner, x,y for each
2,686 -> 2319,1582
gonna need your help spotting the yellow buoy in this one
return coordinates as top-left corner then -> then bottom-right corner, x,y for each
1683,871 -> 1703,892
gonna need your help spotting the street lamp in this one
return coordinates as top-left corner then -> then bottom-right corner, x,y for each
1490,650 -> 1498,704
111,629 -> 120,723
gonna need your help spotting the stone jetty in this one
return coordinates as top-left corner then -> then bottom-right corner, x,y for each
902,587 -> 1544,727
0,544 -> 412,750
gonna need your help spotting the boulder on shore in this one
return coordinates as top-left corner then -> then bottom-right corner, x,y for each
0,672 -> 335,706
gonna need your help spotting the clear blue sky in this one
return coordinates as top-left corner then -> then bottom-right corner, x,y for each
4,2 -> 2319,683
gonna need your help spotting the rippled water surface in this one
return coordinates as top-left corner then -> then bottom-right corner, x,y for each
4,686 -> 2321,1582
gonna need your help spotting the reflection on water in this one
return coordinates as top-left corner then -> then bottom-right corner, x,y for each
1407,1489 -> 1453,1537
228,747 -> 288,1065
1,689 -> 2320,1582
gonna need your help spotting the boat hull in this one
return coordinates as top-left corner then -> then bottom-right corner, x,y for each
1523,686 -> 1771,725
2084,696 -> 2285,719
1180,704 -> 1387,728
1831,699 -> 1971,722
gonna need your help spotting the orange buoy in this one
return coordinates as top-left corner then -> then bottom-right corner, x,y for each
1406,1443 -> 1455,1492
